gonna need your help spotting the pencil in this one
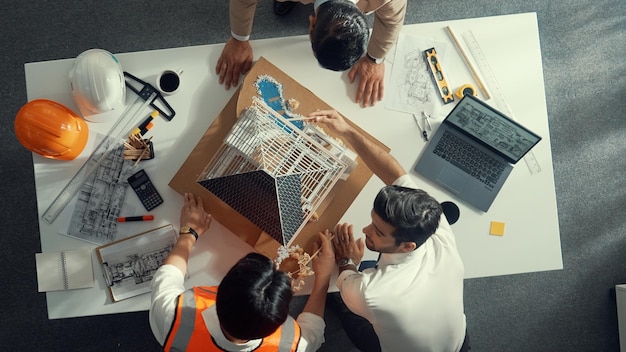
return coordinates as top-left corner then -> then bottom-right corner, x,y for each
445,26 -> 491,99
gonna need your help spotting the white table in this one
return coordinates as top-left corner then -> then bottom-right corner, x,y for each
26,12 -> 562,319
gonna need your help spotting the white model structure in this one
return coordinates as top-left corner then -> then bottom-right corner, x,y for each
197,97 -> 355,246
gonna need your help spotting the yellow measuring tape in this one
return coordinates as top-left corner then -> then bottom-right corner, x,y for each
454,84 -> 477,99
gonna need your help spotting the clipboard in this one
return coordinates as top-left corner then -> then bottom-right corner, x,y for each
95,224 -> 178,302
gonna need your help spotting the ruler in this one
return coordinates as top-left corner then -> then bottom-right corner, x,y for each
461,30 -> 542,175
41,90 -> 157,224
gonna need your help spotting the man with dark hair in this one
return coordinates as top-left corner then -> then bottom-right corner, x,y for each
307,110 -> 469,352
149,192 -> 334,351
216,0 -> 407,107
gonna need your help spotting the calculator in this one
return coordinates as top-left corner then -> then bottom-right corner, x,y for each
127,169 -> 164,211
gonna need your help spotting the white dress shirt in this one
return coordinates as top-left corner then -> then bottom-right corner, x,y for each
336,174 -> 467,352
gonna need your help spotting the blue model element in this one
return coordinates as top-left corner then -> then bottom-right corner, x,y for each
255,77 -> 304,130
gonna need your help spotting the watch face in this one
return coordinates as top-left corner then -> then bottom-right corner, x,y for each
180,226 -> 190,233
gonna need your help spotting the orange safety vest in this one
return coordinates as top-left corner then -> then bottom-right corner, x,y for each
164,286 -> 301,352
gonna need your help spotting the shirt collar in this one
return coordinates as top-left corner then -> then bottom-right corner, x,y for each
377,246 -> 425,267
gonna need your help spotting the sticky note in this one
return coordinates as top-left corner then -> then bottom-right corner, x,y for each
490,221 -> 505,236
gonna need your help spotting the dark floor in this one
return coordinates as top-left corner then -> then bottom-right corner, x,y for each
1,1 -> 625,351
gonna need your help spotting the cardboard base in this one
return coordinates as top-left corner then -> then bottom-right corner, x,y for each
169,57 -> 389,259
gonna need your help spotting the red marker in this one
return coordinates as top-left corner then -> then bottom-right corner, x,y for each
117,215 -> 154,222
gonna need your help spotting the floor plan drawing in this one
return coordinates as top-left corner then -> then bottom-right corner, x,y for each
387,34 -> 448,117
66,134 -> 136,245
96,225 -> 177,302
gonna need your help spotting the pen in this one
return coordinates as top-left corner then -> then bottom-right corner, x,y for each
413,114 -> 428,141
117,215 -> 154,222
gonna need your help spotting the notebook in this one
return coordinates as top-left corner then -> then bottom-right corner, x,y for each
35,247 -> 94,292
413,95 -> 541,212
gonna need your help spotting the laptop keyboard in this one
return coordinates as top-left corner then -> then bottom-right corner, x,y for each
433,131 -> 506,188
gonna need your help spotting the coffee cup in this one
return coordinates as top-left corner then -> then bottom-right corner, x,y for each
156,69 -> 182,95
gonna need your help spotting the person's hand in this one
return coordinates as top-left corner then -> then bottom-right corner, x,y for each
311,230 -> 335,282
348,57 -> 385,108
332,223 -> 364,266
307,109 -> 353,136
215,37 -> 253,90
179,193 -> 212,237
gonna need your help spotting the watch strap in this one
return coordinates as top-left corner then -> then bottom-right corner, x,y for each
366,53 -> 383,64
338,257 -> 356,268
180,226 -> 198,241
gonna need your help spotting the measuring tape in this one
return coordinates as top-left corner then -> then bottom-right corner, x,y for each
41,71 -> 177,224
461,31 -> 542,175
454,84 -> 476,99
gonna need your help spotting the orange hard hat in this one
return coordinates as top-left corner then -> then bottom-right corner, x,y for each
14,99 -> 89,160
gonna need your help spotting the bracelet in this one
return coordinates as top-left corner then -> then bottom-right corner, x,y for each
366,53 -> 383,64
180,227 -> 199,241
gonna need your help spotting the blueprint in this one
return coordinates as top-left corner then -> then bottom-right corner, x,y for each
66,134 -> 136,245
97,225 -> 177,302
386,33 -> 449,117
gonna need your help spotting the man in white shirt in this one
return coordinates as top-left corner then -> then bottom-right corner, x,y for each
307,110 -> 470,352
149,192 -> 335,351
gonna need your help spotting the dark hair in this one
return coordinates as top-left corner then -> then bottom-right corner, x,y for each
216,252 -> 293,340
310,1 -> 369,71
373,185 -> 442,248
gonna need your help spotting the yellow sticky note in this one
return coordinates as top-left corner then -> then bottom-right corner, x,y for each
490,221 -> 505,236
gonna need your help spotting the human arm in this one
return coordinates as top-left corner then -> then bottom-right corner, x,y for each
215,0 -> 256,89
331,223 -> 364,275
295,231 -> 334,351
348,0 -> 407,107
348,58 -> 385,108
164,193 -> 213,275
302,230 -> 334,316
307,109 -> 406,185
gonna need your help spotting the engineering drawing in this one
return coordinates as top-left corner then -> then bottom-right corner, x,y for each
386,33 -> 442,116
67,135 -> 135,245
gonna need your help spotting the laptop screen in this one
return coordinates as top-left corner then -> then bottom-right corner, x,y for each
445,95 -> 542,163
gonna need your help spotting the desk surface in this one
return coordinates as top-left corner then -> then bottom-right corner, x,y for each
26,12 -> 562,319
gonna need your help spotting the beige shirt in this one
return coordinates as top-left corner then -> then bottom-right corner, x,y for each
230,0 -> 407,59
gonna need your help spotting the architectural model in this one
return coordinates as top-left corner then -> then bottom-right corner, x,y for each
197,95 -> 355,246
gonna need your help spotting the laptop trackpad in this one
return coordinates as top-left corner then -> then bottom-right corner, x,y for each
437,167 -> 468,194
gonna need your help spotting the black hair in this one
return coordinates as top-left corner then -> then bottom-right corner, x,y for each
310,0 -> 369,71
373,185 -> 442,248
216,252 -> 293,340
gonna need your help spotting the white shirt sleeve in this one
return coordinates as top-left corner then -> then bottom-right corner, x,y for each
335,270 -> 374,321
391,174 -> 417,189
149,264 -> 186,346
295,312 -> 326,352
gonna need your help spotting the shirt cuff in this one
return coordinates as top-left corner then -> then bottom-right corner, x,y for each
230,30 -> 250,42
296,312 -> 326,351
335,267 -> 360,290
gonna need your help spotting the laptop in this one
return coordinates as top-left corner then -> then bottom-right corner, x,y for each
413,95 -> 541,212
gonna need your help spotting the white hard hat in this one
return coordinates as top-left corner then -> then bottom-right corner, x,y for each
69,49 -> 126,122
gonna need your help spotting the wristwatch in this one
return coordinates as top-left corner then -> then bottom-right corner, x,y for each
337,257 -> 356,268
180,226 -> 199,241
366,53 -> 384,64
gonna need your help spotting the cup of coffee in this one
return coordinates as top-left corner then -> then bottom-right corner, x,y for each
156,69 -> 182,95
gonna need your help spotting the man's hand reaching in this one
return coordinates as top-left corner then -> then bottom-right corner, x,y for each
215,38 -> 253,90
349,57 -> 385,108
